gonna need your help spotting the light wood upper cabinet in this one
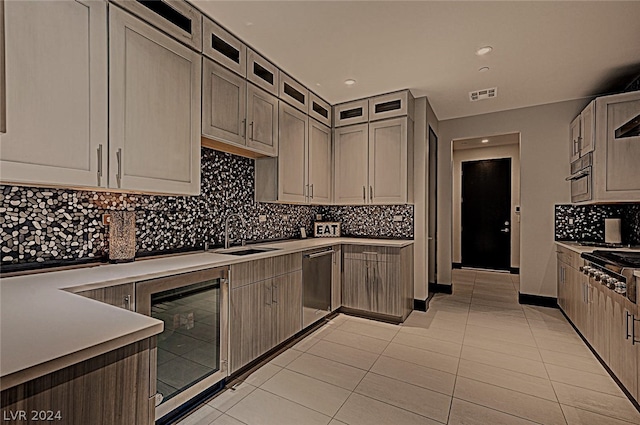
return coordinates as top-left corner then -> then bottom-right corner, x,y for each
369,117 -> 410,204
247,49 -> 279,96
111,0 -> 202,51
278,103 -> 309,203
279,72 -> 309,113
202,16 -> 245,76
110,6 -> 201,195
0,0 -> 108,189
334,123 -> 369,204
308,119 -> 332,204
334,99 -> 369,127
246,84 -> 279,156
580,100 -> 595,156
202,57 -> 247,147
309,93 -> 332,127
369,91 -> 414,122
570,115 -> 581,163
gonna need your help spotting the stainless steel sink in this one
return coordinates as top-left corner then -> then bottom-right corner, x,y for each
216,247 -> 279,256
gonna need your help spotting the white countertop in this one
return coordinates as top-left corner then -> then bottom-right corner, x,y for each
0,237 -> 412,389
555,241 -> 640,255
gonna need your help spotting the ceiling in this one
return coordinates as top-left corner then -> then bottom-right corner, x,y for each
193,1 -> 640,121
452,133 -> 519,151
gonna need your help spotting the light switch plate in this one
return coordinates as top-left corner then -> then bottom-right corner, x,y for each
393,215 -> 403,222
258,215 -> 267,223
102,214 -> 111,226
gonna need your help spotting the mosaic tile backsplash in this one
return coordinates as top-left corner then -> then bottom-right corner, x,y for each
1,149 -> 413,268
555,203 -> 640,245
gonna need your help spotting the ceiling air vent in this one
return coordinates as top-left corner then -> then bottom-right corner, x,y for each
469,87 -> 497,102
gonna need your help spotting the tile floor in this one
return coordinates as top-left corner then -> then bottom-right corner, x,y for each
175,269 -> 640,425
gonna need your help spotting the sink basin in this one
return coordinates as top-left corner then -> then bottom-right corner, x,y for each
216,247 -> 279,256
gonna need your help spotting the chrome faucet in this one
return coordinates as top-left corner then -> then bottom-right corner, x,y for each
224,213 -> 247,249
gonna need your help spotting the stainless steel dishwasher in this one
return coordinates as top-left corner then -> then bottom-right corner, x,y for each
302,247 -> 334,327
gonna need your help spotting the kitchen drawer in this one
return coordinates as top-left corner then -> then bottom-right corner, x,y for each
556,245 -> 582,269
230,252 -> 302,289
369,90 -> 414,122
343,245 -> 393,261
334,99 -> 369,127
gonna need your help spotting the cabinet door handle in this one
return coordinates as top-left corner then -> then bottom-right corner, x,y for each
116,148 -> 123,188
362,186 -> 366,201
633,315 -> 640,345
97,144 -> 103,186
241,118 -> 246,137
124,294 -> 131,311
250,121 -> 254,140
625,311 -> 632,340
370,186 -> 374,200
272,285 -> 278,304
362,251 -> 378,256
310,184 -> 314,199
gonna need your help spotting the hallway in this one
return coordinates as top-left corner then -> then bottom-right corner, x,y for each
177,270 -> 640,425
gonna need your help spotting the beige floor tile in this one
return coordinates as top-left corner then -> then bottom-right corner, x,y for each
176,404 -> 223,425
355,372 -> 451,423
209,414 -> 246,425
226,388 -> 331,425
532,327 -> 584,345
337,320 -> 400,341
460,345 -> 548,378
285,352 -> 366,391
453,377 -> 566,425
538,349 -> 607,375
552,381 -> 640,424
261,369 -> 351,416
534,338 -> 594,358
291,335 -> 321,352
328,420 -> 348,425
306,340 -> 379,370
465,324 -> 537,347
462,332 -> 542,361
522,305 -> 567,321
370,355 -> 456,395
383,342 -> 459,374
544,363 -> 624,396
323,329 -> 390,354
242,363 -> 282,387
448,398 -> 540,425
466,315 -> 533,333
399,324 -> 466,344
335,393 -> 442,425
268,348 -> 303,367
457,358 -> 557,401
561,404 -> 638,425
207,382 -> 256,412
392,330 -> 463,357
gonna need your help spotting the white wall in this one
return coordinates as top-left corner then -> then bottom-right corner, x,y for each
413,96 -> 439,302
437,98 -> 588,297
452,142 -> 521,268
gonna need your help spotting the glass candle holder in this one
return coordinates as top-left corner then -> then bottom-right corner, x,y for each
109,210 -> 136,263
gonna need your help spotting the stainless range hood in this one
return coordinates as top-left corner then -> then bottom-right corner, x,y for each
615,113 -> 640,138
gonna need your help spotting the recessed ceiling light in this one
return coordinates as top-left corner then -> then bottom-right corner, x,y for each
481,139 -> 489,144
476,46 -> 493,56
478,67 -> 490,72
344,79 -> 356,86
245,22 -> 254,26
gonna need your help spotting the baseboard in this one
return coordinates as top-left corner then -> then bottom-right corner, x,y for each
510,267 -> 520,274
518,292 -> 558,308
413,298 -> 427,312
429,282 -> 453,294
452,262 -> 462,269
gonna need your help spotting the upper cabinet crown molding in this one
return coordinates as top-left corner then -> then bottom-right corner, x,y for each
202,16 -> 246,76
279,72 -> 309,113
110,0 -> 203,51
0,0 -> 108,189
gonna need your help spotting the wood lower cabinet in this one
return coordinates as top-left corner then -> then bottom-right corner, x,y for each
229,253 -> 302,373
342,244 -> 413,322
1,338 -> 155,425
609,294 -> 638,399
75,283 -> 135,311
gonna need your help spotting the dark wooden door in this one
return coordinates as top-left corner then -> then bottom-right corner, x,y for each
461,158 -> 511,271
